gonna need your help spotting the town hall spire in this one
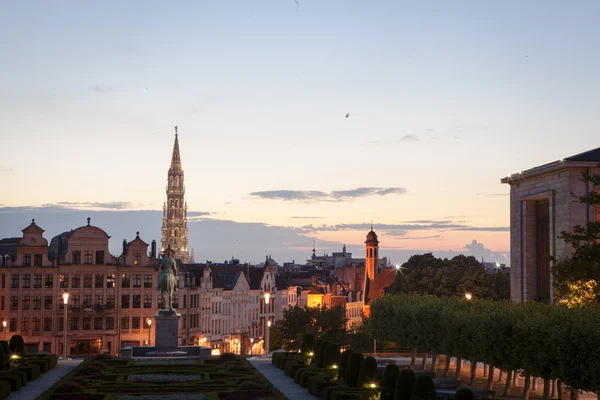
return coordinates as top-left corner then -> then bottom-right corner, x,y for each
161,126 -> 189,263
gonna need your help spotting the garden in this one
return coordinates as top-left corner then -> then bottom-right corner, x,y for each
36,353 -> 288,400
0,334 -> 59,400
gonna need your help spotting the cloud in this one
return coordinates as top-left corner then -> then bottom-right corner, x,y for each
89,85 -> 114,93
290,216 -> 325,219
187,211 -> 214,217
464,240 -> 509,264
249,187 -> 407,202
296,221 -> 508,234
477,193 -> 509,196
41,202 -> 138,210
368,135 -> 419,144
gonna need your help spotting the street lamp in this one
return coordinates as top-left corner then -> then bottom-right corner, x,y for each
265,319 -> 271,358
2,320 -> 6,341
146,318 -> 152,346
62,292 -> 69,360
465,293 -> 473,301
263,291 -> 271,358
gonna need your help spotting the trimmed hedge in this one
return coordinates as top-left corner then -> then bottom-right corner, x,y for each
307,374 -> 336,397
369,293 -> 600,393
395,368 -> 416,400
315,340 -> 331,368
300,333 -> 315,355
8,336 -> 24,358
323,344 -> 341,369
345,352 -> 364,388
0,380 -> 10,400
339,349 -> 353,380
455,388 -> 476,400
0,343 -> 8,370
411,375 -> 437,400
357,356 -> 378,388
381,364 -> 400,400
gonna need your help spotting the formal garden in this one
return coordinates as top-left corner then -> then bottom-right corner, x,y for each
36,353 -> 287,400
0,334 -> 59,400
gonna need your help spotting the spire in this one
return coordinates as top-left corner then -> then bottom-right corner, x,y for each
169,126 -> 182,171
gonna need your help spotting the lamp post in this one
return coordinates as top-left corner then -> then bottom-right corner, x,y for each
263,291 -> 271,358
266,320 -> 271,358
2,320 -> 6,341
62,292 -> 69,360
146,318 -> 152,346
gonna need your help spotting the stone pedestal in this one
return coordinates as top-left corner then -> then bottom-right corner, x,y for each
146,311 -> 186,356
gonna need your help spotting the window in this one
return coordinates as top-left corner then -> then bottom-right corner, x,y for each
83,295 -> 91,308
71,295 -> 80,308
9,318 -> 16,332
22,296 -> 30,310
71,317 -> 79,331
94,295 -> 103,308
96,250 -> 104,264
120,316 -> 129,330
132,316 -> 140,329
133,295 -> 141,308
94,317 -> 103,330
144,294 -> 152,308
72,250 -> 81,264
134,253 -> 141,265
44,317 -> 52,331
173,295 -> 179,309
59,274 -> 69,288
45,274 -> 53,288
22,274 -> 30,288
33,317 -> 40,331
22,254 -> 31,267
72,274 -> 80,288
33,296 -> 41,310
121,295 -> 130,308
33,274 -> 42,288
83,317 -> 91,330
83,274 -> 92,288
21,317 -> 29,332
144,274 -> 152,288
121,274 -> 130,288
1,274 -> 4,289
133,274 -> 141,288
44,296 -> 52,310
34,254 -> 42,267
106,273 -> 115,288
10,274 -> 18,289
84,250 -> 93,264
95,274 -> 103,288
106,295 -> 115,308
10,296 -> 18,311
106,317 -> 114,330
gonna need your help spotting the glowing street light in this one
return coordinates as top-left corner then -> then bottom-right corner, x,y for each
146,318 -> 152,346
465,293 -> 473,301
369,383 -> 377,389
62,292 -> 69,360
2,320 -> 6,341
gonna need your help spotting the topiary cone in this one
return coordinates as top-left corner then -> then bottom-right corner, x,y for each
345,352 -> 364,387
411,375 -> 437,400
381,364 -> 400,400
358,356 -> 379,388
395,368 -> 416,400
454,388 -> 476,400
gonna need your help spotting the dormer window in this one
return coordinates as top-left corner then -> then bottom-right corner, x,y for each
84,250 -> 93,264
34,254 -> 42,267
95,251 -> 104,264
72,251 -> 81,264
134,253 -> 141,265
22,254 -> 31,267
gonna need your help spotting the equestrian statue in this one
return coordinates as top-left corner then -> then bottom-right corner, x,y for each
157,246 -> 179,312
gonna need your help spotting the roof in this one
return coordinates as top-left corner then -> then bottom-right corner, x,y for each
169,128 -> 182,172
48,231 -> 74,259
364,268 -> 396,306
274,274 -> 290,290
183,263 -> 247,288
213,271 -> 242,290
247,267 -> 264,290
0,237 -> 20,256
501,147 -> 600,184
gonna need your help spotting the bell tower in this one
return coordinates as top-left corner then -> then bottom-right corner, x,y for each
365,225 -> 379,280
161,126 -> 190,263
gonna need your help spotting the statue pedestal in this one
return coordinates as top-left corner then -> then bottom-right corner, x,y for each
146,311 -> 185,356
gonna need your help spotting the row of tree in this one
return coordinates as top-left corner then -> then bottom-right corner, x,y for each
368,293 -> 600,396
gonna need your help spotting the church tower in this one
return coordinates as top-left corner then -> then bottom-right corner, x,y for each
365,225 -> 379,280
161,126 -> 189,263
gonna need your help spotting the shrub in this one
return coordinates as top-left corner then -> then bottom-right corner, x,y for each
411,375 -> 436,400
357,356 -> 378,388
381,364 -> 400,400
54,381 -> 85,393
17,363 -> 41,381
0,380 -> 10,400
0,343 -> 8,370
84,361 -> 107,369
0,346 -> 4,372
345,352 -> 364,387
339,349 -> 353,380
284,360 -> 305,378
316,340 -> 331,367
454,388 -> 476,400
44,354 -> 58,369
307,374 -> 336,397
395,368 -> 416,400
77,366 -> 103,376
0,374 -> 21,392
323,344 -> 341,369
8,336 -> 24,358
300,333 -> 316,355
220,353 -> 237,360
28,358 -> 49,373
239,381 -> 264,391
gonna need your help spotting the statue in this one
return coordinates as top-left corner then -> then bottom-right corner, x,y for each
157,247 -> 179,312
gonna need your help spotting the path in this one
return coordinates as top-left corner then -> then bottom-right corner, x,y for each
249,357 -> 320,400
8,359 -> 82,400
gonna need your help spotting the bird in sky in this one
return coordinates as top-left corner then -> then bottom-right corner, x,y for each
345,113 -> 350,118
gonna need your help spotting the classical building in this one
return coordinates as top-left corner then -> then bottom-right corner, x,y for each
161,127 -> 190,264
0,218 -> 159,356
501,147 -> 600,303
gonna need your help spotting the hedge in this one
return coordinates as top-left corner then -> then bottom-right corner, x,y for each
0,380 -> 10,400
395,368 -> 416,400
369,293 -> 600,393
345,352 -> 364,388
339,349 -> 353,381
381,364 -> 400,400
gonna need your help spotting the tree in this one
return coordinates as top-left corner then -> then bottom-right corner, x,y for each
552,163 -> 600,306
280,305 -> 347,349
269,324 -> 284,351
388,253 -> 509,300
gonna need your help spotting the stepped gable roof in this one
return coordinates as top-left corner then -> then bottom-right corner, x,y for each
364,268 -> 397,306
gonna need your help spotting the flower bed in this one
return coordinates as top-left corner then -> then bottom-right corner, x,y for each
37,354 -> 287,400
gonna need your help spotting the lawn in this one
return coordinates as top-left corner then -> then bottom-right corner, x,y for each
36,354 -> 288,400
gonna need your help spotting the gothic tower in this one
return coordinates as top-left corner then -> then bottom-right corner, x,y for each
365,225 -> 379,280
161,126 -> 189,263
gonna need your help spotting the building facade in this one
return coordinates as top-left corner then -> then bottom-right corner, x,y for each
501,147 -> 600,302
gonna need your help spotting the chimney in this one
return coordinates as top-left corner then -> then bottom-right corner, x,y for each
151,240 -> 157,258
122,239 -> 128,258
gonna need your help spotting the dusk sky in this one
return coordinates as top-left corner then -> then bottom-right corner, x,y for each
1,1 -> 598,264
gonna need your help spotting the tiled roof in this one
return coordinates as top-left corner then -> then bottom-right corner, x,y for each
48,231 -> 73,259
246,267 -> 264,290
0,237 -> 20,256
566,147 -> 600,162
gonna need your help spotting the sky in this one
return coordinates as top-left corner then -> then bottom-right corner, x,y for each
1,1 -> 598,265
